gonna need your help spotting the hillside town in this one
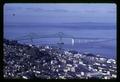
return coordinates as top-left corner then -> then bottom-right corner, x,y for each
3,39 -> 117,79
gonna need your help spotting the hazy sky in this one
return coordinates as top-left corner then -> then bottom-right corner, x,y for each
4,3 -> 116,24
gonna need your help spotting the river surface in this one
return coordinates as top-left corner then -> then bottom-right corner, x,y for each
4,23 -> 116,59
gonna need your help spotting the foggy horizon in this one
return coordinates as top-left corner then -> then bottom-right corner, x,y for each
4,3 -> 116,24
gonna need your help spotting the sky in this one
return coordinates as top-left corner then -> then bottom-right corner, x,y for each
4,3 -> 116,24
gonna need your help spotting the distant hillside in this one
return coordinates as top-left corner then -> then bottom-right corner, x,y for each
5,22 -> 116,30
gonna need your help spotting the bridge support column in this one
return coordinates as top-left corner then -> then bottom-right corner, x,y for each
72,38 -> 75,45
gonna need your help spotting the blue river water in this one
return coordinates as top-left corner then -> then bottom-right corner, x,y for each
4,23 -> 116,59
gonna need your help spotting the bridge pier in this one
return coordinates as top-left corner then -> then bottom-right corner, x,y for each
72,38 -> 75,45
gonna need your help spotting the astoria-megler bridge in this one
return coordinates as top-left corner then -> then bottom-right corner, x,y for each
13,32 -> 115,45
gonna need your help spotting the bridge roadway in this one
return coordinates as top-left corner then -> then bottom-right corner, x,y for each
13,32 -> 115,45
